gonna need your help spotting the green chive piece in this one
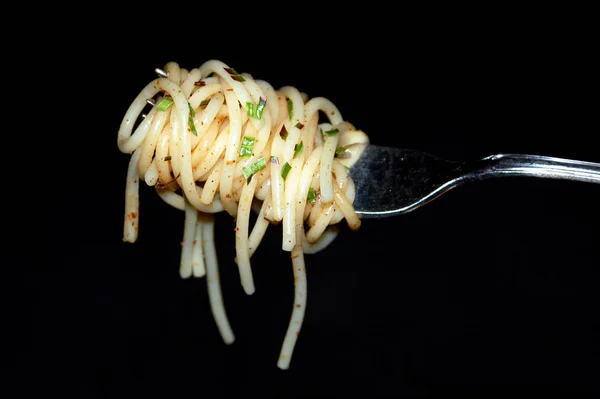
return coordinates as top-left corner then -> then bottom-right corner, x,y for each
325,128 -> 339,136
281,162 -> 292,179
224,67 -> 245,82
239,136 -> 256,158
242,157 -> 267,180
246,102 -> 255,118
156,96 -> 174,111
188,103 -> 197,136
199,99 -> 210,107
287,98 -> 293,120
295,122 -> 304,129
242,167 -> 253,179
320,128 -> 325,141
189,118 -> 197,135
307,188 -> 317,204
256,97 -> 267,120
189,119 -> 198,135
294,141 -> 304,158
335,146 -> 346,155
280,125 -> 289,141
253,156 -> 267,172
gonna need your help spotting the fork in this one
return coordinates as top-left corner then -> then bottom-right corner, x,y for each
350,145 -> 600,218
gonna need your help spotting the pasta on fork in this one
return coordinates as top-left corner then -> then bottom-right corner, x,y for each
117,60 -> 369,369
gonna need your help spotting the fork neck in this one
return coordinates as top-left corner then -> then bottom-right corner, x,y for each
463,153 -> 600,184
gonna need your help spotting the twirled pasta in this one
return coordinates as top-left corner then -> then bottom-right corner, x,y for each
117,60 -> 369,369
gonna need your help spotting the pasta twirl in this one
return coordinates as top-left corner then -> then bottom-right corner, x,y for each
117,60 -> 369,369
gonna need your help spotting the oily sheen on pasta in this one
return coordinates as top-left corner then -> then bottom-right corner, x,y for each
117,60 -> 369,369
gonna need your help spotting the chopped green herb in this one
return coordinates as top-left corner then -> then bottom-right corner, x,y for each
199,99 -> 210,108
242,157 -> 267,180
344,165 -> 350,171
256,97 -> 267,120
239,136 -> 256,158
279,125 -> 289,141
295,122 -> 304,129
287,98 -> 293,120
335,147 -> 351,159
189,120 -> 198,135
307,187 -> 317,203
188,103 -> 197,135
245,97 -> 267,120
294,141 -> 304,158
325,128 -> 339,136
281,162 -> 292,179
320,128 -> 325,141
241,167 -> 252,179
224,67 -> 245,82
156,96 -> 174,111
246,102 -> 255,118
270,156 -> 279,165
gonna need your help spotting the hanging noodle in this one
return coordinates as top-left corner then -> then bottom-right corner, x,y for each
117,60 -> 369,369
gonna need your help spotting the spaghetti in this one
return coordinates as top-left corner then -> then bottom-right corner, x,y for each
117,60 -> 369,369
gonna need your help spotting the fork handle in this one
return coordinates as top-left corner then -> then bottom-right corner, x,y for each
467,153 -> 600,184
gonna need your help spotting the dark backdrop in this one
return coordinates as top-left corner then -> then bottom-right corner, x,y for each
29,10 -> 599,398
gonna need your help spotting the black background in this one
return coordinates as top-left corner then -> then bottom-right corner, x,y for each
28,8 -> 599,398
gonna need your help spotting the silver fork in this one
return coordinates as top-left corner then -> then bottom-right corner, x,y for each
350,145 -> 600,218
